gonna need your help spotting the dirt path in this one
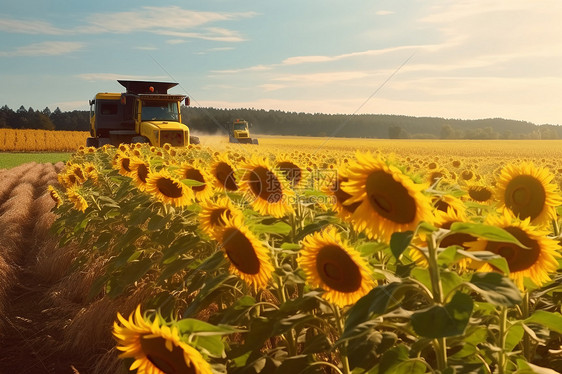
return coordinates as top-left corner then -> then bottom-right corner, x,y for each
0,162 -> 85,374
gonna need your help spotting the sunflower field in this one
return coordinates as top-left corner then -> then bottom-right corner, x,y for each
47,137 -> 562,374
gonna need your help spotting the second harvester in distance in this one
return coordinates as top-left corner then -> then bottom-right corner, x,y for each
228,119 -> 258,145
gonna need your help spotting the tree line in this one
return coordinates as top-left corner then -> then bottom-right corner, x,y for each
1,104 -> 561,139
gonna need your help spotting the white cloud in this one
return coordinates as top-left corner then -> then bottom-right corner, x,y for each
0,18 -> 66,34
211,64 -> 272,74
375,10 -> 395,16
82,7 -> 256,33
154,29 -> 246,42
0,41 -> 83,57
77,73 -> 167,82
274,71 -> 371,84
0,6 -> 256,42
166,39 -> 187,45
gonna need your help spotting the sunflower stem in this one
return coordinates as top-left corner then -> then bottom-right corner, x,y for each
275,276 -> 297,356
333,305 -> 351,374
521,291 -> 532,361
498,306 -> 508,374
427,233 -> 448,371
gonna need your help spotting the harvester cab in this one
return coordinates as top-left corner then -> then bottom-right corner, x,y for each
228,119 -> 258,145
87,80 -> 199,148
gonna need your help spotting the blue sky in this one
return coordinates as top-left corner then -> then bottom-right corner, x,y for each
1,0 -> 561,125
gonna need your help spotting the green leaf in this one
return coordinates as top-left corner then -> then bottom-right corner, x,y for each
379,344 -> 409,374
148,214 -> 169,231
450,222 -> 527,248
181,178 -> 206,187
505,324 -> 524,352
390,231 -> 414,260
456,250 -> 511,275
251,221 -> 292,235
176,318 -> 238,336
344,282 -> 411,333
411,292 -> 473,338
280,242 -> 301,251
393,360 -> 427,374
465,272 -> 522,307
514,359 -> 560,374
524,310 -> 562,334
302,332 -> 332,354
411,268 -> 463,299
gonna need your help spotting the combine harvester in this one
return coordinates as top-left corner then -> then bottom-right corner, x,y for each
86,80 -> 199,147
228,119 -> 258,145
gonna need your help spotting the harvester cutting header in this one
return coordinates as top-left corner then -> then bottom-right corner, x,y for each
87,80 -> 199,148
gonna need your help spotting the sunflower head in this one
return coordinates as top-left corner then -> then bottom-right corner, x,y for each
239,155 -> 294,218
66,185 -> 88,212
210,153 -> 239,192
48,185 -> 63,208
217,215 -> 274,290
466,210 -> 561,289
495,162 -> 562,226
323,165 -> 361,219
274,154 -> 310,189
342,152 -> 434,242
298,226 -> 374,307
465,182 -> 494,204
145,169 -> 194,207
129,159 -> 151,191
113,305 -> 213,374
199,197 -> 244,240
176,161 -> 214,201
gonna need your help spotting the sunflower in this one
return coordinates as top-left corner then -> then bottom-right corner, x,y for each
129,159 -> 151,191
47,185 -> 63,208
342,152 -> 434,242
176,161 -> 214,201
82,162 -> 99,184
410,206 -> 475,269
66,185 -> 88,212
274,154 -> 309,189
69,164 -> 87,183
217,215 -> 274,290
58,170 -> 79,189
464,182 -> 494,204
145,169 -> 193,207
323,166 -> 361,220
433,194 -> 466,215
466,210 -> 561,289
494,162 -> 562,226
209,153 -> 239,192
113,305 -> 212,374
239,155 -> 294,218
298,226 -> 374,307
199,197 -> 244,240
113,151 -> 134,177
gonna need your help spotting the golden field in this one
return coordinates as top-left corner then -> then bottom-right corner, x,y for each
3,130 -> 562,373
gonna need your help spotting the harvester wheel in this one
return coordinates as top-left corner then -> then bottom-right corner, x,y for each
252,139 -> 259,145
86,137 -> 99,148
189,136 -> 200,145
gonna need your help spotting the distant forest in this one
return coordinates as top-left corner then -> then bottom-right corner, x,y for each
1,104 -> 561,140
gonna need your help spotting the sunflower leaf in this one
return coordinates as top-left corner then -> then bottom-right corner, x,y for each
390,231 -> 414,260
450,222 -> 528,248
456,250 -> 511,275
464,272 -> 522,307
411,292 -> 473,338
251,221 -> 292,235
181,178 -> 206,187
524,310 -> 562,334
